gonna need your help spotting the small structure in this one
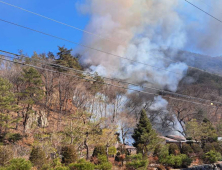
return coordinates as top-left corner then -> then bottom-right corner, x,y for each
125,145 -> 137,155
159,135 -> 199,148
115,142 -> 137,155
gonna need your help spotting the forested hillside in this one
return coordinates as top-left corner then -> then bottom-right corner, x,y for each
1,48 -> 222,169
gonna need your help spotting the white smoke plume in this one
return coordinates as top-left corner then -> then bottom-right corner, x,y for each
76,0 -> 188,92
149,96 -> 168,111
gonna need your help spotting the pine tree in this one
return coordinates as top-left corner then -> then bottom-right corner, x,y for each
18,67 -> 44,132
56,46 -> 82,71
29,147 -> 46,168
61,145 -> 77,164
0,78 -> 19,133
132,109 -> 159,156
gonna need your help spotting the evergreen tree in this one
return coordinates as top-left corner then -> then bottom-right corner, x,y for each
18,67 -> 44,132
0,78 -> 19,133
56,47 -> 82,71
186,119 -> 218,144
92,145 -> 106,157
61,145 -> 77,164
29,147 -> 46,168
132,109 -> 159,156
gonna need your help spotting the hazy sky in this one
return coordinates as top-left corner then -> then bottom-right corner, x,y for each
0,0 -> 222,56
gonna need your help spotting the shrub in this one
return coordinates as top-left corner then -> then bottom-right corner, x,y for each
95,162 -> 112,170
61,145 -> 77,164
108,147 -> 116,156
54,167 -> 70,170
203,150 -> 221,164
42,163 -> 69,170
181,155 -> 192,168
125,154 -> 148,170
5,133 -> 23,143
158,145 -> 169,164
161,154 -> 192,168
153,144 -> 162,157
69,159 -> 94,170
191,143 -> 202,154
97,155 -> 108,164
41,164 -> 54,170
52,157 -> 63,168
181,144 -> 193,156
94,155 -> 112,170
29,146 -> 46,168
125,160 -> 148,170
126,153 -> 143,161
92,145 -> 106,157
168,144 -> 180,155
212,142 -> 222,154
203,143 -> 215,153
3,158 -> 32,170
0,146 -> 13,166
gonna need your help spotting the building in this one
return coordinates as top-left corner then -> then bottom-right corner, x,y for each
159,135 -> 199,148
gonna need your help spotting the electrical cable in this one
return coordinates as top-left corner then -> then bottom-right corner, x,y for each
184,0 -> 222,23
0,54 -> 219,107
0,18 -> 186,76
0,0 -> 123,45
1,49 -> 222,105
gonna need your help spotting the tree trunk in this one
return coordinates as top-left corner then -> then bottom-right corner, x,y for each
106,145 -> 109,160
84,132 -> 89,160
58,74 -> 62,131
15,112 -> 20,130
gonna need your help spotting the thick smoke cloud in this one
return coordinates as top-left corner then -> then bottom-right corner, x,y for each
76,0 -> 188,92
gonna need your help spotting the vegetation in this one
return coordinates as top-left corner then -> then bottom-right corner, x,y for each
1,47 -> 222,169
92,145 -> 106,158
156,144 -> 192,168
168,143 -> 180,155
0,146 -> 13,166
181,144 -> 193,156
69,159 -> 95,170
203,150 -> 222,164
95,155 -> 112,170
0,158 -> 32,170
0,78 -> 19,134
126,154 -> 148,170
61,145 -> 77,165
132,109 -> 159,156
29,147 -> 46,168
108,146 -> 116,157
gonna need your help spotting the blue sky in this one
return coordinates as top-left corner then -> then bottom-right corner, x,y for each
0,0 -> 221,57
0,0 -> 89,56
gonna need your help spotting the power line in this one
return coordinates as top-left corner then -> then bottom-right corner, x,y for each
0,55 -> 217,107
0,0 -> 123,46
0,0 -> 209,70
1,49 -> 222,105
0,55 -> 159,95
168,97 -> 215,108
1,17 -> 222,81
1,51 -> 221,106
0,50 -> 218,105
0,0 -> 206,70
0,18 -> 188,77
2,1 -> 222,80
184,0 -> 222,23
